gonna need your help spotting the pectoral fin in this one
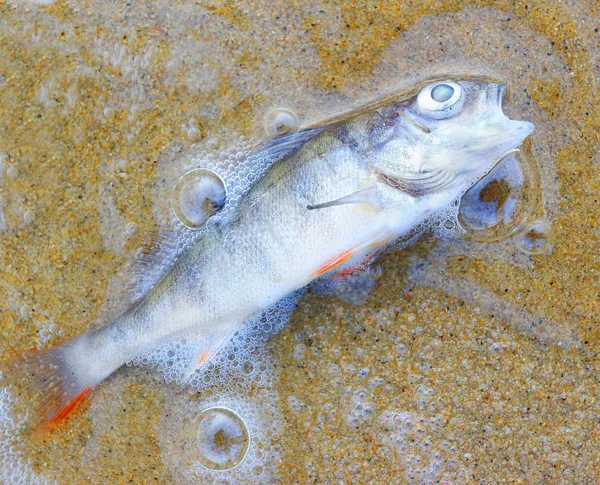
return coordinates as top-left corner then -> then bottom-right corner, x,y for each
307,186 -> 380,211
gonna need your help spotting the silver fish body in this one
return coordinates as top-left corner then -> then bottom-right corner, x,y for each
7,80 -> 534,431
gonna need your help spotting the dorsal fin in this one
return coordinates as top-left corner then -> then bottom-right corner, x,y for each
254,126 -> 327,162
123,227 -> 183,304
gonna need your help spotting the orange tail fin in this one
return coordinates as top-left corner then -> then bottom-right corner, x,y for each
2,345 -> 93,436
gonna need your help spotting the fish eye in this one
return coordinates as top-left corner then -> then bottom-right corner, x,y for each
416,81 -> 464,119
431,84 -> 454,102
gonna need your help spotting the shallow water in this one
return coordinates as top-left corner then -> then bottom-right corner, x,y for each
1,0 -> 599,483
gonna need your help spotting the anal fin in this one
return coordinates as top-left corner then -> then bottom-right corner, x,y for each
182,324 -> 239,380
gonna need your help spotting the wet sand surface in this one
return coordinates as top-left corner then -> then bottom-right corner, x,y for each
0,0 -> 599,483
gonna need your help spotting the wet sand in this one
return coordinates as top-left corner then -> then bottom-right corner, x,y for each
0,0 -> 599,483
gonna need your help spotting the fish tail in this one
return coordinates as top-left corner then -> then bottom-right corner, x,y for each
2,343 -> 97,436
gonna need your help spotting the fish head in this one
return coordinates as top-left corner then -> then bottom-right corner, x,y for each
371,80 -> 534,196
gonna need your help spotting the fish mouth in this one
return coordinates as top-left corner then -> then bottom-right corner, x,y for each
488,82 -> 534,145
487,83 -> 507,109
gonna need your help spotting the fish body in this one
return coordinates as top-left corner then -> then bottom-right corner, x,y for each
6,80 -> 534,432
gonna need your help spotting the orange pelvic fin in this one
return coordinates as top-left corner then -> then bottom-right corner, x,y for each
334,251 -> 378,278
312,249 -> 355,278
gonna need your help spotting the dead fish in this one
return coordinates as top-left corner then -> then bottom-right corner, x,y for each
4,80 -> 533,434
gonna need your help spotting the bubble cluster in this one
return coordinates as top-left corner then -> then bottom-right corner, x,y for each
0,387 -> 53,485
403,197 -> 463,242
35,320 -> 64,349
343,388 -> 375,428
131,291 -> 301,393
379,408 -> 470,485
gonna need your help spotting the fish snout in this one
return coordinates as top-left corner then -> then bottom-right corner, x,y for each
510,119 -> 535,138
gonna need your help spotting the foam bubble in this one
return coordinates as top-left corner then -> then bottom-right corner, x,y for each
157,392 -> 283,484
459,150 -> 541,243
170,169 -> 226,229
343,388 -> 376,428
512,219 -> 554,256
264,108 -> 299,137
189,407 -> 249,471
125,222 -> 138,236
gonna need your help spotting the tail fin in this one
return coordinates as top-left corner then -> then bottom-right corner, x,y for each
2,345 -> 93,436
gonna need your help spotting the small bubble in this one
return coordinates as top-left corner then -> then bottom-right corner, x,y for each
188,407 -> 249,471
19,306 -> 30,318
125,222 -> 138,235
367,265 -> 382,280
401,417 -> 413,433
443,219 -> 455,231
264,108 -> 299,137
187,126 -> 201,142
573,305 -> 585,316
206,215 -> 223,232
22,210 -> 35,225
207,139 -> 219,150
241,361 -> 254,375
490,342 -> 503,353
513,219 -> 554,256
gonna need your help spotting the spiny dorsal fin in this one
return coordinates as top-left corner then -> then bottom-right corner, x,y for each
123,228 -> 183,304
256,126 -> 327,162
